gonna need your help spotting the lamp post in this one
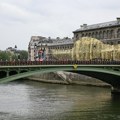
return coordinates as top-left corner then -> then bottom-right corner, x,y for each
14,45 -> 17,61
34,43 -> 37,61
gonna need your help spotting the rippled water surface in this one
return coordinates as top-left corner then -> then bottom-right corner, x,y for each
0,80 -> 120,120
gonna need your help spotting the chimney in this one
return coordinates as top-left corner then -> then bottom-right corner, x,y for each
56,37 -> 60,40
80,24 -> 87,29
80,25 -> 83,29
83,24 -> 87,28
116,17 -> 120,23
48,37 -> 51,40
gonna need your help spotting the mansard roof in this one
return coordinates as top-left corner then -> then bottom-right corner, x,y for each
49,38 -> 73,46
73,18 -> 120,33
36,37 -> 73,46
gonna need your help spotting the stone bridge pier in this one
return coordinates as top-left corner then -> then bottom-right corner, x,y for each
111,86 -> 120,95
72,69 -> 120,95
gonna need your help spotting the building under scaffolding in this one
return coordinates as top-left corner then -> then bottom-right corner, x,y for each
72,37 -> 120,61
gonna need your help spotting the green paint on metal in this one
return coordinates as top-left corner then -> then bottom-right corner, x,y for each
0,65 -> 119,84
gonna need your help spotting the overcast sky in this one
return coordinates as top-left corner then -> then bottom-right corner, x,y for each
0,0 -> 120,50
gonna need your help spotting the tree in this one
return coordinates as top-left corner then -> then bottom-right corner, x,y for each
0,51 -> 12,61
0,50 -> 28,61
18,50 -> 28,60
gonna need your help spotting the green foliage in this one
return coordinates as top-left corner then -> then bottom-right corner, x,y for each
0,50 -> 28,61
18,50 -> 28,60
0,51 -> 12,61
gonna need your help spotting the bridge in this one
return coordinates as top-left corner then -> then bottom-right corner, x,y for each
0,60 -> 120,95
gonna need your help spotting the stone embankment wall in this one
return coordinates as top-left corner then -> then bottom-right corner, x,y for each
27,72 -> 110,87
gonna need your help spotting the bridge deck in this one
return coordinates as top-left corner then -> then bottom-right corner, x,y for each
0,64 -> 120,68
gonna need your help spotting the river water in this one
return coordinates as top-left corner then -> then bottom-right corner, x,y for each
0,80 -> 120,120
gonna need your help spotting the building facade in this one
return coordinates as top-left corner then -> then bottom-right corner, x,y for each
73,18 -> 120,45
28,36 -> 73,61
28,18 -> 120,61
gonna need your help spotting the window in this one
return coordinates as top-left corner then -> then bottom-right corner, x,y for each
75,34 -> 79,39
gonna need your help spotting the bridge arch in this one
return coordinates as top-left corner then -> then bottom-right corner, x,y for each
9,71 -> 18,76
0,71 -> 7,78
20,70 -> 28,73
0,65 -> 120,94
0,67 -> 119,87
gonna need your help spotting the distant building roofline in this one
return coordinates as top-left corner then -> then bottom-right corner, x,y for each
73,18 -> 120,33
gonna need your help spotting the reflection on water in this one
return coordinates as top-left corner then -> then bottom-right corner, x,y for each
0,80 -> 120,120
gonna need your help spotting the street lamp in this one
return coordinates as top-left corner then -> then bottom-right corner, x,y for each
14,45 -> 17,61
34,43 -> 37,61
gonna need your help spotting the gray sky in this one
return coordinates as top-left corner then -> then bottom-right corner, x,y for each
0,0 -> 120,50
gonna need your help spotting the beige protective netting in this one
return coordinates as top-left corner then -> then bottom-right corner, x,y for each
72,37 -> 120,60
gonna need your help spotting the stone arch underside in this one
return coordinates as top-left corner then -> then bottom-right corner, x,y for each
70,70 -> 120,87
